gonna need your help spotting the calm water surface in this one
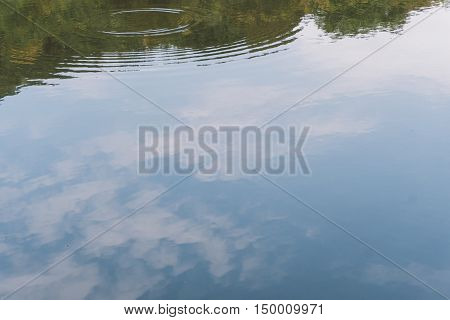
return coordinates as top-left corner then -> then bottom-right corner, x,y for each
1,0 -> 450,299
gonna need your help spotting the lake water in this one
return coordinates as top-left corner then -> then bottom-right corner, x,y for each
1,0 -> 450,299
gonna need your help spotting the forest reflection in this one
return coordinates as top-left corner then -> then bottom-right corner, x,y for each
0,0 -> 440,99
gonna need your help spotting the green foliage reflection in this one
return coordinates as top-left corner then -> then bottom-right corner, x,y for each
0,0 -> 440,99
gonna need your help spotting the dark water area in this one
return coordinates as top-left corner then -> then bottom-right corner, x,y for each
0,0 -> 450,299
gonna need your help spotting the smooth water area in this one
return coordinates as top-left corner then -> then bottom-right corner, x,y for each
1,0 -> 450,299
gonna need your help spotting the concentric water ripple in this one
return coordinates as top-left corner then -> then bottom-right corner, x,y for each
30,0 -> 306,74
62,2 -> 303,72
102,8 -> 190,37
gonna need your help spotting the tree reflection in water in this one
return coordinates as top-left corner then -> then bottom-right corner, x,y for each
0,0 -> 441,99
